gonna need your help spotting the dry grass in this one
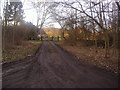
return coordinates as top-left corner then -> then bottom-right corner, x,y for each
56,41 -> 118,74
2,41 -> 41,63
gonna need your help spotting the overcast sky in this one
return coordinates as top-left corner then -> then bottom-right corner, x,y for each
0,0 -> 61,28
1,0 -> 118,28
21,0 -> 61,28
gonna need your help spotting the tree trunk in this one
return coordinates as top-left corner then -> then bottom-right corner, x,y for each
3,17 -> 7,50
13,20 -> 16,45
104,32 -> 109,58
2,21 -> 5,50
58,36 -> 59,41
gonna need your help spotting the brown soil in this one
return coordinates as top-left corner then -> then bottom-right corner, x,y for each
2,41 -> 118,88
57,42 -> 118,74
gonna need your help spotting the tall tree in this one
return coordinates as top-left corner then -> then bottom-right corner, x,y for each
31,1 -> 53,34
3,0 -> 24,46
61,0 -> 114,58
8,1 -> 23,26
2,1 -> 9,50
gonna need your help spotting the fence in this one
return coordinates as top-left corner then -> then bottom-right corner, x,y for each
39,36 -> 65,41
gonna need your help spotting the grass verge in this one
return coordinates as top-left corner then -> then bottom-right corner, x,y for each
2,41 -> 41,63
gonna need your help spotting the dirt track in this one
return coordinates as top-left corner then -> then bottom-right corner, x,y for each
2,41 -> 118,88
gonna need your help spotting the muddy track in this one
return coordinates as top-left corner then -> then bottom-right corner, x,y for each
2,41 -> 118,88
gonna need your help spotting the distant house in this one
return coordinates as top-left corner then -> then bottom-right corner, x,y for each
38,29 -> 48,38
43,27 -> 62,37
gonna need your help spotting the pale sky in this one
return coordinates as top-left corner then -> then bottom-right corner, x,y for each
0,0 -> 62,28
2,0 -> 115,28
21,0 -> 61,28
22,0 -> 37,25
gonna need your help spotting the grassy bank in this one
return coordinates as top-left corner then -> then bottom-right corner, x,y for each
56,41 -> 118,74
2,41 -> 41,63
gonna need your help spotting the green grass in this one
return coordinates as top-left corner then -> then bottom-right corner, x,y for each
2,41 -> 41,63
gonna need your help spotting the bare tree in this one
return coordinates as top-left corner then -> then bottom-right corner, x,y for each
31,1 -> 53,34
57,0 -> 116,58
50,3 -> 69,38
2,1 -> 8,50
115,1 -> 120,49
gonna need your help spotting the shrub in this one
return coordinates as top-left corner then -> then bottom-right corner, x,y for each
3,24 -> 38,50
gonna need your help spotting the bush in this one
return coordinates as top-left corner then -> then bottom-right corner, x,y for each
3,24 -> 38,50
